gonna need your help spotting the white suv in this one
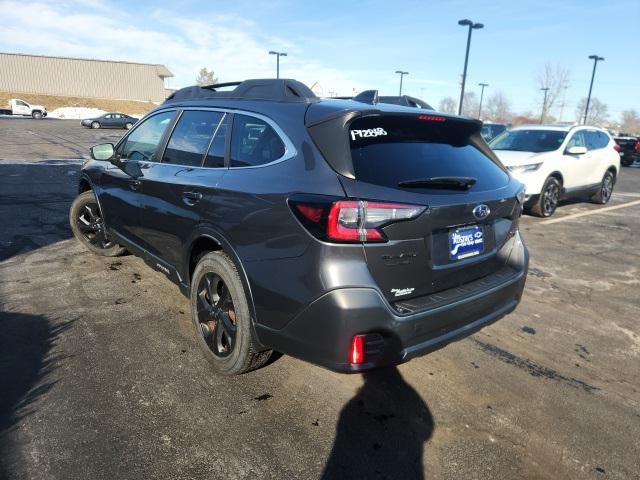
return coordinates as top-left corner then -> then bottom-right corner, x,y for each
489,125 -> 620,217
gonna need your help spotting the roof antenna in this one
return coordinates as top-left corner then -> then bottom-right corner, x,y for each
353,90 -> 378,105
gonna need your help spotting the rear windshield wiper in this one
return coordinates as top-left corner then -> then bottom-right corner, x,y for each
397,176 -> 477,190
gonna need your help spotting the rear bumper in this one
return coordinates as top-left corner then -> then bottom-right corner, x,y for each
256,232 -> 528,372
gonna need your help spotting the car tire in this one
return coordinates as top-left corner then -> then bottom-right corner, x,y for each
190,251 -> 272,375
591,171 -> 615,204
531,177 -> 561,217
125,122 -> 133,130
91,121 -> 100,129
69,191 -> 126,257
32,111 -> 42,119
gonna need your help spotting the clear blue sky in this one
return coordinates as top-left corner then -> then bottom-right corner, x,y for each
0,0 -> 638,121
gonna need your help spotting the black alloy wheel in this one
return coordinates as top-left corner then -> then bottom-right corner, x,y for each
76,201 -> 114,249
196,273 -> 237,358
69,190 -> 125,256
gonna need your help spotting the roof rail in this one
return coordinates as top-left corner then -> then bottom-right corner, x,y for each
201,81 -> 243,90
330,93 -> 433,110
164,79 -> 319,104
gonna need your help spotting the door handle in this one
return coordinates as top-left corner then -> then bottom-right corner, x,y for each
129,179 -> 141,190
182,191 -> 203,205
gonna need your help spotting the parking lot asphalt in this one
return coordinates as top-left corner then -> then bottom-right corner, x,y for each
1,118 -> 639,480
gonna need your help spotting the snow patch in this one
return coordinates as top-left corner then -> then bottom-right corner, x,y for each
49,107 -> 106,119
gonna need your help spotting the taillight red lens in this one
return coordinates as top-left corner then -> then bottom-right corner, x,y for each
326,200 -> 424,242
291,197 -> 425,243
613,144 -> 621,153
635,141 -> 640,153
350,335 -> 365,364
327,201 -> 387,242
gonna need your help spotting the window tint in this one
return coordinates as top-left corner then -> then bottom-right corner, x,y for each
204,114 -> 229,168
586,131 -> 599,150
119,111 -> 175,162
587,131 -> 609,150
230,114 -> 285,167
163,110 -> 223,167
350,116 -> 509,193
490,129 -> 566,153
566,131 -> 586,149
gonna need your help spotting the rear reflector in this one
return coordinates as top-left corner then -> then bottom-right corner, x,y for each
291,197 -> 425,243
350,335 -> 365,364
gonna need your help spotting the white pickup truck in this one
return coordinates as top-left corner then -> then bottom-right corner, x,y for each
0,98 -> 48,119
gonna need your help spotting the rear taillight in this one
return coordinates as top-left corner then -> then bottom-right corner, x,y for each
635,141 -> 640,153
613,144 -> 621,153
290,196 -> 425,243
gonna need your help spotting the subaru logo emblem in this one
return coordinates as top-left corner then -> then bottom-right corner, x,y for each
473,204 -> 490,220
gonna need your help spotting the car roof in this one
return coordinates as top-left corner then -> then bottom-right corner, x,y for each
509,124 -> 573,132
304,98 -> 477,127
160,79 -> 477,128
509,124 -> 607,132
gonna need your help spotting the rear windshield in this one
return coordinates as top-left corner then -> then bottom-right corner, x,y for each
490,129 -> 566,153
349,115 -> 509,192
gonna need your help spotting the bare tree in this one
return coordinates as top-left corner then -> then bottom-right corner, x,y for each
620,110 -> 640,135
511,112 -> 540,126
461,91 -> 479,117
575,97 -> 609,125
536,62 -> 570,121
438,96 -> 457,114
196,67 -> 218,86
484,92 -> 512,122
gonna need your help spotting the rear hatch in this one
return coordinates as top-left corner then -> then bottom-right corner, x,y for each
307,109 -> 522,305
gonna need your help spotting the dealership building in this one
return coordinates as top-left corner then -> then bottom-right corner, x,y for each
0,52 -> 173,103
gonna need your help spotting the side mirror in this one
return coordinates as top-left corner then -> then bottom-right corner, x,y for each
566,146 -> 587,155
90,143 -> 115,161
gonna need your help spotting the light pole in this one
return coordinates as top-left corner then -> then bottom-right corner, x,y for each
478,82 -> 489,118
584,55 -> 604,124
268,51 -> 287,79
395,70 -> 409,95
457,19 -> 484,115
540,87 -> 550,124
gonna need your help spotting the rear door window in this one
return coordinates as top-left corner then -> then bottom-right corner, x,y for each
163,110 -> 223,167
349,115 -> 509,192
230,114 -> 285,167
588,131 -> 609,150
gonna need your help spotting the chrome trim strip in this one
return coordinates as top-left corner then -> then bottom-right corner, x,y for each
137,106 -> 297,170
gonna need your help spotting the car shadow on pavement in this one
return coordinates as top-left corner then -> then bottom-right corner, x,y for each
321,366 -> 434,480
0,311 -> 73,477
0,162 -> 78,262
